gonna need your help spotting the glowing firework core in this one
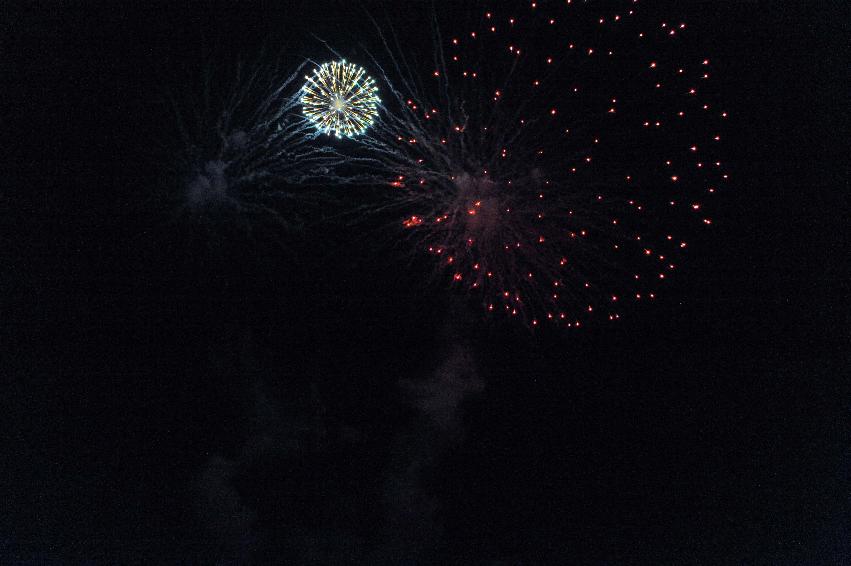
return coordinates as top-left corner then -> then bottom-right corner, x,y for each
302,60 -> 380,138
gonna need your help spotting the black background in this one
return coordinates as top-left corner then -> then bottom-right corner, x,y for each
2,1 -> 848,563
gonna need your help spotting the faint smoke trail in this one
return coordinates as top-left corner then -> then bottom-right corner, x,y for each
377,306 -> 483,560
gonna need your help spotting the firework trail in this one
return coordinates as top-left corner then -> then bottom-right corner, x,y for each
337,0 -> 729,328
163,56 -> 346,240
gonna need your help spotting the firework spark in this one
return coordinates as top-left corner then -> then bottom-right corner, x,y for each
302,60 -> 381,138
343,1 -> 728,328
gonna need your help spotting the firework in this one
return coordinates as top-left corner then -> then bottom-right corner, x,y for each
346,1 -> 728,327
302,60 -> 381,138
161,57 -> 346,239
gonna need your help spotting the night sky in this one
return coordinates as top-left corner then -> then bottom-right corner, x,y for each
3,1 -> 848,564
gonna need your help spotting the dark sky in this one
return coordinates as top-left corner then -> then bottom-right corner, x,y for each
2,1 -> 848,564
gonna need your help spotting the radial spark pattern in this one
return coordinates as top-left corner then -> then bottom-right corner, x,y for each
302,60 -> 381,138
349,0 -> 729,328
163,58 -> 345,244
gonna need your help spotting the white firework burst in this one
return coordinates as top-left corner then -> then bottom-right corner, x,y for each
302,60 -> 381,138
